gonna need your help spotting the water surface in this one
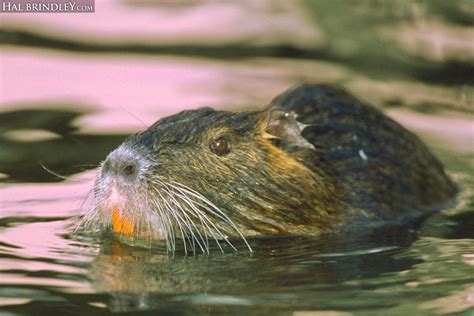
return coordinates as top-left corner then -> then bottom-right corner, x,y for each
1,1 -> 473,315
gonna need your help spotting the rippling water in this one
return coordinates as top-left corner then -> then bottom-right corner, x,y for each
1,1 -> 473,315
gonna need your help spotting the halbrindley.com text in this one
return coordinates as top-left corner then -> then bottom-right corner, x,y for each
1,1 -> 94,12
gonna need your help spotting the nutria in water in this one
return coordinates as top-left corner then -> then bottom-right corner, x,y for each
76,84 -> 457,253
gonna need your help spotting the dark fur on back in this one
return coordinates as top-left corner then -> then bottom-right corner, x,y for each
271,84 -> 457,223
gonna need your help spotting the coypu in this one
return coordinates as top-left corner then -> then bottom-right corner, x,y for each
76,84 -> 457,253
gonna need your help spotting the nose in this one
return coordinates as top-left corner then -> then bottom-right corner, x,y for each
101,146 -> 142,182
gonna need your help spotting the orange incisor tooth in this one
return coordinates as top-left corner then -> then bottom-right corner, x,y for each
112,207 -> 135,235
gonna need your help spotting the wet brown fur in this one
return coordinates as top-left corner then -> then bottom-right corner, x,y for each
90,84 -> 457,243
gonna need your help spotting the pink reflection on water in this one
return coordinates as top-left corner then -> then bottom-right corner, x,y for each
0,170 -> 95,217
0,50 -> 291,133
388,109 -> 474,154
0,171 -> 97,268
0,51 -> 225,132
0,1 -> 321,47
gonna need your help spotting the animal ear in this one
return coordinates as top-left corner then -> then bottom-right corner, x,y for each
261,107 -> 315,153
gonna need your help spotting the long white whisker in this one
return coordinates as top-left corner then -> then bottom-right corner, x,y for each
161,184 -> 208,254
152,187 -> 176,252
149,195 -> 172,252
151,186 -> 189,254
169,181 -> 252,252
168,187 -> 233,251
152,178 -> 231,253
171,188 -> 237,252
171,190 -> 225,253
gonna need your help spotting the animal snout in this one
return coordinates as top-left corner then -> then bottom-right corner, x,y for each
101,146 -> 143,183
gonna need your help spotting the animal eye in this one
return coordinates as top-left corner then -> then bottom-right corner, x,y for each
210,137 -> 231,156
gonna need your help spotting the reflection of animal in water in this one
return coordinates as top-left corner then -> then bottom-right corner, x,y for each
91,226 -> 423,313
76,84 -> 457,253
91,228 -> 417,294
